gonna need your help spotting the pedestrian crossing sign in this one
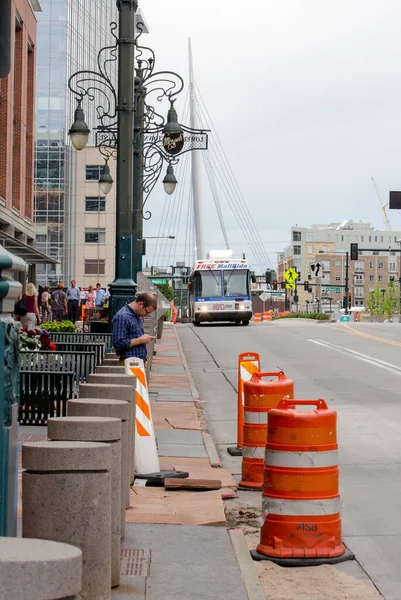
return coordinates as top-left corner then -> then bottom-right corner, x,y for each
284,268 -> 298,283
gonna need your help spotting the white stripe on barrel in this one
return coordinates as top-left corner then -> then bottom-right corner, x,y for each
265,449 -> 338,469
244,411 -> 268,425
262,496 -> 341,517
243,446 -> 265,459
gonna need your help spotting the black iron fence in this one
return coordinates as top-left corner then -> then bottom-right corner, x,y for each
19,371 -> 75,426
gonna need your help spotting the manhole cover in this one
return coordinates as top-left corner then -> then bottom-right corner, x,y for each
20,433 -> 47,443
120,548 -> 151,578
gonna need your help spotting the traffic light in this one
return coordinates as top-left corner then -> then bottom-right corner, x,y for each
304,281 -> 309,291
294,294 -> 299,303
281,281 -> 286,290
348,293 -> 352,309
342,295 -> 347,309
350,243 -> 359,260
272,280 -> 278,290
265,270 -> 272,284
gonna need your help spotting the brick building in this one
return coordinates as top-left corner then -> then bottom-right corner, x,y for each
0,0 -> 56,281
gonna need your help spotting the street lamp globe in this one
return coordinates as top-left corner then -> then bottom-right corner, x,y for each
99,162 -> 113,195
69,101 -> 90,151
162,164 -> 177,195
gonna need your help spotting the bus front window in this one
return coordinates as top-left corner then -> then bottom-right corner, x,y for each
199,271 -> 222,297
223,270 -> 248,297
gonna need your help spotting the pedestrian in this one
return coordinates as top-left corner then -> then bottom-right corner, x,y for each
112,292 -> 157,367
86,285 -> 96,308
41,285 -> 52,322
66,280 -> 81,323
19,283 -> 40,330
51,283 -> 67,322
95,283 -> 105,308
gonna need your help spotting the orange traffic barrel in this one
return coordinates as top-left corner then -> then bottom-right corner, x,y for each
239,372 -> 294,490
253,398 -> 353,566
253,313 -> 262,322
263,312 -> 272,321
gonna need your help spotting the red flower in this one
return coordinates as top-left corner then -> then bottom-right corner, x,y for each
49,342 -> 57,350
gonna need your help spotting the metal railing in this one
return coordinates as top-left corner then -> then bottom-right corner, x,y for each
19,371 -> 75,426
20,350 -> 97,384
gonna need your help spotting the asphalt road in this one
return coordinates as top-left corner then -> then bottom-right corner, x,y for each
177,320 -> 401,600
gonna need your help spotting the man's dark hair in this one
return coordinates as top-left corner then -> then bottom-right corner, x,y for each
96,282 -> 101,287
136,292 -> 157,309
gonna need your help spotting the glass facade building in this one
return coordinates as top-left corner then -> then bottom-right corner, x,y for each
34,0 -> 117,286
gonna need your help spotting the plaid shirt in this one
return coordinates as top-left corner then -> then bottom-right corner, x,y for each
112,303 -> 147,361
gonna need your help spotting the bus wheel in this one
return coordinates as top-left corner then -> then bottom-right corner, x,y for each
193,320 -> 201,327
242,320 -> 250,326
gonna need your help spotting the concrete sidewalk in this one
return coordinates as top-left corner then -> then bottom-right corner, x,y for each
112,323 -> 261,599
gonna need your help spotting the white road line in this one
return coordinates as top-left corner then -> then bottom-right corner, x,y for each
308,339 -> 401,376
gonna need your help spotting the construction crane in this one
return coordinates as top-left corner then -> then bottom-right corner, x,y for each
371,176 -> 391,231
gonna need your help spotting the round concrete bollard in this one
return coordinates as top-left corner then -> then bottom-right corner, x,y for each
0,537 -> 82,600
95,365 -> 126,374
47,417 -> 122,588
82,376 -> 136,495
67,396 -> 133,512
22,441 -> 112,600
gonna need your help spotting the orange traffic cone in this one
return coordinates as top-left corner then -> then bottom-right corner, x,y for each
239,372 -> 294,490
252,398 -> 353,566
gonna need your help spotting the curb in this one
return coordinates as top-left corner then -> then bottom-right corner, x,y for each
229,529 -> 266,600
174,325 -> 222,469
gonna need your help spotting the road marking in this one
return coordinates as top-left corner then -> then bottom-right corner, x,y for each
338,323 -> 401,348
308,338 -> 401,376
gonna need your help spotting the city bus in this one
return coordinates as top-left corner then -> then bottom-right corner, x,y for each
188,251 -> 253,326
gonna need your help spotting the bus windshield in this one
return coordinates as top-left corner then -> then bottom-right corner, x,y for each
223,270 -> 248,297
198,271 -> 222,297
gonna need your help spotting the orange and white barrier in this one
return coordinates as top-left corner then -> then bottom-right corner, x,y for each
239,371 -> 294,490
228,353 -> 260,456
256,398 -> 347,563
263,312 -> 272,321
253,313 -> 262,322
125,357 -> 160,475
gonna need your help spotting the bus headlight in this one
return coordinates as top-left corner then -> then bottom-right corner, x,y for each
239,304 -> 245,310
201,305 -> 208,312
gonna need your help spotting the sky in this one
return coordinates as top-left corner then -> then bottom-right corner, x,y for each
140,0 -> 401,271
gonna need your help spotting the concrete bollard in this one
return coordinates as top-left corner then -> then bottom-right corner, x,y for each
47,417 -> 122,588
103,358 -> 119,366
105,352 -> 117,359
84,375 -> 137,491
0,537 -> 82,599
95,365 -> 125,374
67,398 -> 130,537
22,441 -> 112,600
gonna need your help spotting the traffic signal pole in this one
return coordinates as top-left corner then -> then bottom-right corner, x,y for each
344,251 -> 349,315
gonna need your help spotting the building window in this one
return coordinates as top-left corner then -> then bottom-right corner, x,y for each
293,231 -> 301,242
322,261 -> 330,271
85,228 -> 105,243
85,196 -> 106,212
354,261 -> 364,271
293,245 -> 301,255
84,259 -> 106,275
378,262 -> 383,269
85,165 -> 104,180
322,246 -> 328,253
369,236 -> 372,242
380,236 -> 383,242
361,236 -> 364,242
335,276 -> 341,281
355,274 -> 363,281
373,250 -> 379,255
369,275 -> 374,281
306,232 -> 313,242
335,261 -> 341,267
307,245 -> 313,254
374,236 -> 377,242
378,275 -> 383,282
369,261 -> 374,268
355,287 -> 364,297
389,262 -> 397,272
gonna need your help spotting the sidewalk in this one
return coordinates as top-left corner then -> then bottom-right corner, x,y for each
116,322 -> 259,599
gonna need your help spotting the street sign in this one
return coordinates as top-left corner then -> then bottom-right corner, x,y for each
150,278 -> 167,284
327,287 -> 341,293
283,268 -> 298,283
272,293 -> 285,297
310,262 -> 322,278
259,291 -> 270,302
286,283 -> 295,290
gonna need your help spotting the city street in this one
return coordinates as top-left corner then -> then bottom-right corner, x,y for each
177,320 -> 401,600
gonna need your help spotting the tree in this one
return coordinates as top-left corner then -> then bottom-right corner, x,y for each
155,281 -> 174,302
383,279 -> 399,317
367,284 -> 384,316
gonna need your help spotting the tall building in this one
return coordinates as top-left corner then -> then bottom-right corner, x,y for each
34,0 -> 118,286
0,0 -> 56,281
277,221 -> 401,308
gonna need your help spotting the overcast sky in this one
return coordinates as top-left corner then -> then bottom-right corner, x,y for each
141,0 -> 401,270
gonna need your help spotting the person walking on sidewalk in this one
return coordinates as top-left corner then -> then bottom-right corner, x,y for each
95,282 -> 105,308
112,292 -> 157,366
66,280 -> 81,323
51,283 -> 67,322
41,286 -> 52,322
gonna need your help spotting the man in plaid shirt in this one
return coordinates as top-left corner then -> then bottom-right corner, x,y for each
112,292 -> 157,366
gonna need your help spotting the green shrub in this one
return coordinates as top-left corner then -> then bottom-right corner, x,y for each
275,313 -> 330,321
40,320 -> 77,332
